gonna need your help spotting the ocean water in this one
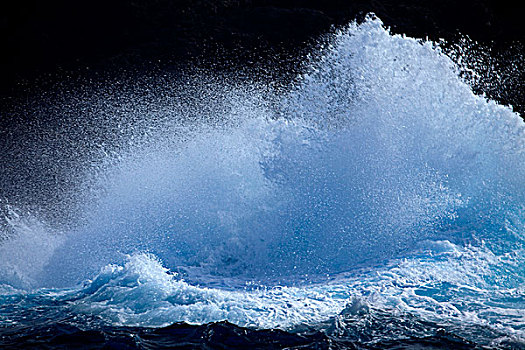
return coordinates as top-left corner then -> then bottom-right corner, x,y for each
1,17 -> 525,348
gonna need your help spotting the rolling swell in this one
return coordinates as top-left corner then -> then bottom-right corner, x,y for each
1,16 -> 525,348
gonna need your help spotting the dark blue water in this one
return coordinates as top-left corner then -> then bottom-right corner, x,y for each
1,17 -> 524,348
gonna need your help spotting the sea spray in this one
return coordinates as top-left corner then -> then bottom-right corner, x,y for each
1,16 -> 524,347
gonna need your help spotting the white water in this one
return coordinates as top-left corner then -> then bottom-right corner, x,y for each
1,16 -> 524,345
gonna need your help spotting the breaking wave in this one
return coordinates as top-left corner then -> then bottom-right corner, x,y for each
1,16 -> 524,347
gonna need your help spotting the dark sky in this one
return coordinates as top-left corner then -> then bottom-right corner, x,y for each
2,0 -> 523,89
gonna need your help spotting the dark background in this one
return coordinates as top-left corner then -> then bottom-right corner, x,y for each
0,0 -> 524,224
1,0 -> 524,112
